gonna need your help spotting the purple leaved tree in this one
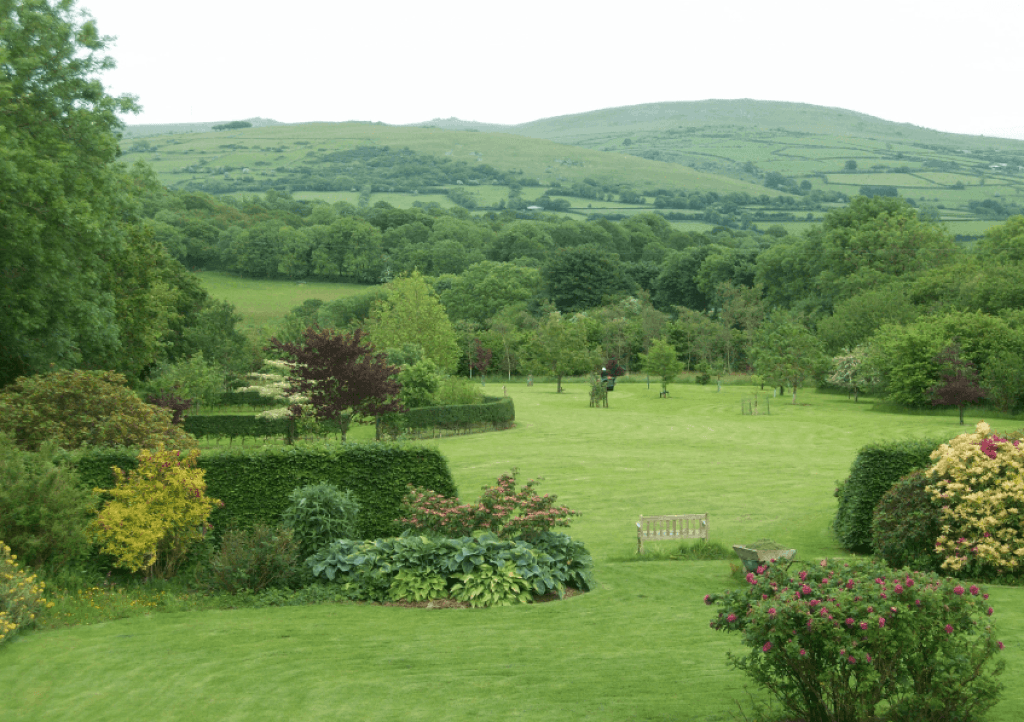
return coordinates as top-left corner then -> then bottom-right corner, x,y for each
269,327 -> 404,440
928,343 -> 987,425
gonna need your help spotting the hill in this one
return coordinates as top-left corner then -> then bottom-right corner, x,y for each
121,100 -> 1024,231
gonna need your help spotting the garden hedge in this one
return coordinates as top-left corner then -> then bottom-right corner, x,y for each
65,443 -> 457,539
833,437 -> 946,552
385,396 -> 515,437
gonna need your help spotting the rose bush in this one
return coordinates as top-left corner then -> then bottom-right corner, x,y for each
706,558 -> 1003,722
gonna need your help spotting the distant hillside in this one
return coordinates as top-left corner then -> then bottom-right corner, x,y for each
121,117 -> 284,139
121,100 -> 1024,232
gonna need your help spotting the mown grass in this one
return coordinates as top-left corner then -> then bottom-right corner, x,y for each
3,381 -> 1023,721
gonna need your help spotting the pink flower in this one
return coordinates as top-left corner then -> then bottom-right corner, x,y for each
762,642 -> 772,653
865,654 -> 872,662
727,614 -> 737,622
848,655 -> 856,663
969,585 -> 980,596
987,607 -> 994,616
845,617 -> 855,626
801,584 -> 813,596
746,572 -> 757,585
799,571 -> 808,581
756,565 -> 767,574
704,594 -> 712,605
859,621 -> 868,630
998,641 -> 1005,650
768,607 -> 777,616
945,624 -> 954,634
799,648 -> 806,656
878,617 -> 886,628
953,585 -> 965,596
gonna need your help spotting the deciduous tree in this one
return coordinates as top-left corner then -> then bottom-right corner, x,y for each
269,327 -> 403,440
1,0 -> 139,384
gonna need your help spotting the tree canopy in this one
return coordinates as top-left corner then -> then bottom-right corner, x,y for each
1,0 -> 139,384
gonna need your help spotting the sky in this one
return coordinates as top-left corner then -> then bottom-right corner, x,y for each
77,0 -> 1024,140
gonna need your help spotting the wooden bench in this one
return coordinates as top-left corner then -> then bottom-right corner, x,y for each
636,514 -> 708,554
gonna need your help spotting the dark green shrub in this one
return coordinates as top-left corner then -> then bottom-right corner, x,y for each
872,469 -> 944,573
203,524 -> 301,594
0,435 -> 97,572
833,438 -> 945,552
281,483 -> 360,559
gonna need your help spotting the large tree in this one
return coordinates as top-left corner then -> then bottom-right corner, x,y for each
1,0 -> 139,384
367,272 -> 460,372
542,245 -> 635,313
528,311 -> 599,393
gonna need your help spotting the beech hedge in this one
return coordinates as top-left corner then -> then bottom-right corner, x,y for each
833,438 -> 945,552
65,443 -> 457,539
384,396 -> 515,437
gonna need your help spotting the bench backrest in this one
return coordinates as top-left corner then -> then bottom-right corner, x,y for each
636,514 -> 708,552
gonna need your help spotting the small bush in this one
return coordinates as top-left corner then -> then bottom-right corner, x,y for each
203,524 -> 301,594
872,469 -> 943,573
0,369 -> 195,451
0,435 -> 97,572
927,421 -> 1024,579
707,557 -> 1004,722
833,438 -> 943,552
281,483 -> 360,560
399,473 -> 578,541
92,447 -> 221,579
1,541 -> 51,645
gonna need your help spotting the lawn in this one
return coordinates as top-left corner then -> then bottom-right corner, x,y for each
3,380 -> 1023,721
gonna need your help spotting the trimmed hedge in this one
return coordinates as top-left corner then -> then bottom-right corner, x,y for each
182,415 -> 352,442
65,443 -> 457,539
833,438 -> 945,552
183,415 -> 289,441
385,396 -> 515,437
217,390 -> 279,409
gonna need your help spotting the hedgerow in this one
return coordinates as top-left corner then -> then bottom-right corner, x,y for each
69,442 -> 457,540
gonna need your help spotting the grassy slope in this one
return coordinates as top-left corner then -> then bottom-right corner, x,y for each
3,381 -> 1022,721
195,271 -> 368,331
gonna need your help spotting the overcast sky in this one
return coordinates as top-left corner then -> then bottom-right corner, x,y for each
78,0 -> 1024,140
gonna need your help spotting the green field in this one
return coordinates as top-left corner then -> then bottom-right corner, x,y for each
3,382 -> 1023,721
195,271 -> 369,330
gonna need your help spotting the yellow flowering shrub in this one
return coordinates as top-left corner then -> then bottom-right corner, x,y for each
1,541 -> 51,645
92,447 -> 222,579
927,422 -> 1024,578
